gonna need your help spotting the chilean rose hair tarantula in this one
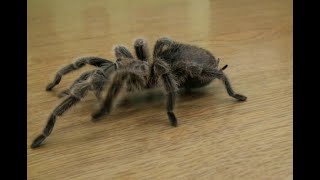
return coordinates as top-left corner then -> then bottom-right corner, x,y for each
31,37 -> 247,148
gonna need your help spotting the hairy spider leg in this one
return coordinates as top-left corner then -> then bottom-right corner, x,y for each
31,83 -> 90,148
46,57 -> 112,91
134,38 -> 150,62
114,45 -> 134,59
58,70 -> 94,98
91,70 -> 146,121
31,64 -> 116,148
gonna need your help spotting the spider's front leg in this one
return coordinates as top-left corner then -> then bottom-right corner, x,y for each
91,70 -> 146,121
31,65 -> 116,148
46,57 -> 112,91
58,70 -> 94,98
152,58 -> 179,127
31,81 -> 92,148
58,64 -> 115,100
134,38 -> 150,62
114,45 -> 134,59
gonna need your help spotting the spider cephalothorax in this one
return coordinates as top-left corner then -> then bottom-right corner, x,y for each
31,37 -> 247,148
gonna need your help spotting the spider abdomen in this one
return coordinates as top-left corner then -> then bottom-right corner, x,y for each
157,42 -> 219,89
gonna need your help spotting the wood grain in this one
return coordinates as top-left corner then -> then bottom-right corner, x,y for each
27,0 -> 293,179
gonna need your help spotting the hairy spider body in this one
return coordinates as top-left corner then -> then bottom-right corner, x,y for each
156,41 -> 220,89
31,37 -> 247,149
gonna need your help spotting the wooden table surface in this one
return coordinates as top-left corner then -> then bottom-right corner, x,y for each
27,0 -> 292,179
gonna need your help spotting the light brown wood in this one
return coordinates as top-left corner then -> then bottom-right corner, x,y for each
27,0 -> 292,179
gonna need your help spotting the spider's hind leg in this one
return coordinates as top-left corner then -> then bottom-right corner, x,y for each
202,68 -> 247,101
221,73 -> 247,101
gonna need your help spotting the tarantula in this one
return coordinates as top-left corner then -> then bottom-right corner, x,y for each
31,37 -> 247,149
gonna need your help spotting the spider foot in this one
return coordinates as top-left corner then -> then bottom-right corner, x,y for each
233,94 -> 247,101
30,134 -> 46,149
46,83 -> 55,91
91,111 -> 108,122
167,112 -> 178,127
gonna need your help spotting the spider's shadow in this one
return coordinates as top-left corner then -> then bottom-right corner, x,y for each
116,87 -> 212,109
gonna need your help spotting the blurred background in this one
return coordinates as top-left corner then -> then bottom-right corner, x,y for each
28,0 -> 292,179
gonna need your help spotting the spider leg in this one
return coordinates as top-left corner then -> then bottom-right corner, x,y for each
46,57 -> 112,91
146,62 -> 159,88
31,81 -> 92,148
163,75 -> 178,127
90,68 -> 113,100
134,38 -> 150,62
114,45 -> 134,59
203,69 -> 247,101
145,37 -> 176,89
153,58 -> 179,127
221,72 -> 247,101
60,63 -> 116,100
153,37 -> 174,57
91,70 -> 145,121
58,70 -> 94,98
